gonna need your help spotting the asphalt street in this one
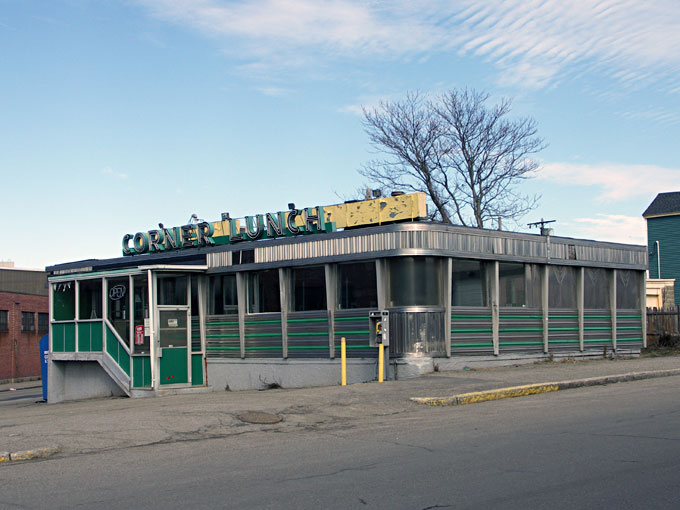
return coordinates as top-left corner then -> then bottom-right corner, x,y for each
2,375 -> 679,509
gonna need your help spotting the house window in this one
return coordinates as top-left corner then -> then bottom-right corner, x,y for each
21,312 -> 35,332
0,310 -> 8,332
38,313 -> 49,332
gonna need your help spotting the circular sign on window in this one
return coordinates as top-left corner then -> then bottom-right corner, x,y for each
109,285 -> 127,301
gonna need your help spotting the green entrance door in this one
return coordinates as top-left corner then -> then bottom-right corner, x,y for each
158,308 -> 190,385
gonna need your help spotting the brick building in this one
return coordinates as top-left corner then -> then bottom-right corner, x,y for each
0,265 -> 49,382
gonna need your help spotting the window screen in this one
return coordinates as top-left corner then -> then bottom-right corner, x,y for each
549,266 -> 577,309
584,268 -> 609,309
616,270 -> 642,309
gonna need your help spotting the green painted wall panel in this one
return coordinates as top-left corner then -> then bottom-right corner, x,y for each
132,356 -> 152,388
160,347 -> 188,385
64,323 -> 76,352
647,216 -> 680,280
191,354 -> 204,386
52,323 -> 65,352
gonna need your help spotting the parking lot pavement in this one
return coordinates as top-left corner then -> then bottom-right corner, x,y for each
1,355 -> 680,463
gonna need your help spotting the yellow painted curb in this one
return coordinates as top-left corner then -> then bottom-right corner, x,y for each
0,451 -> 10,463
8,446 -> 60,462
412,382 -> 559,406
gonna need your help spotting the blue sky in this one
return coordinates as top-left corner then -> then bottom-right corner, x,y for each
2,0 -> 679,269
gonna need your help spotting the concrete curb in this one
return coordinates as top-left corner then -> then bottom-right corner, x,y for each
411,368 -> 680,406
0,447 -> 60,464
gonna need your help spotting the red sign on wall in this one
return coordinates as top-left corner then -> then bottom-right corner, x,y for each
134,325 -> 144,345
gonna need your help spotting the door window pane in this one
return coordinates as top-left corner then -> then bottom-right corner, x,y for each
158,276 -> 188,305
248,270 -> 280,313
79,279 -> 102,319
107,277 -> 129,342
291,266 -> 326,311
337,261 -> 378,309
159,310 -> 188,348
388,257 -> 443,307
452,259 -> 489,307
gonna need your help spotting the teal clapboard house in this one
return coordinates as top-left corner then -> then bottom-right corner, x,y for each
643,192 -> 680,303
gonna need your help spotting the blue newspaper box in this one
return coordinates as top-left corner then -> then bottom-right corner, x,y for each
39,334 -> 49,402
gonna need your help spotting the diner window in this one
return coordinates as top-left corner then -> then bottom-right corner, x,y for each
248,270 -> 280,313
498,263 -> 525,307
0,310 -> 8,332
451,259 -> 489,307
53,281 -> 75,321
337,261 -> 377,309
388,257 -> 443,307
133,276 -> 150,354
21,312 -> 35,332
158,276 -> 188,305
616,270 -> 642,310
290,266 -> 326,312
107,277 -> 130,342
38,313 -> 49,332
209,274 -> 238,315
79,279 -> 102,319
549,265 -> 578,309
584,268 -> 610,309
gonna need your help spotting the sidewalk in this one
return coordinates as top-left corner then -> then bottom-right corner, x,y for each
2,355 -> 680,463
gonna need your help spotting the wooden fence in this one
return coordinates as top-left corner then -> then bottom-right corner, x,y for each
646,307 -> 680,345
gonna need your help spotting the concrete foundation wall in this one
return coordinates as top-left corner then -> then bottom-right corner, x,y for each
207,358 -> 379,391
47,359 -> 126,403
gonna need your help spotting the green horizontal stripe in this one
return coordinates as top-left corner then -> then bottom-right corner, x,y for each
245,320 -> 281,325
207,346 -> 240,351
499,341 -> 543,346
287,318 -> 328,323
287,345 -> 329,350
584,339 -> 613,343
499,328 -> 543,333
334,316 -> 368,322
208,321 -> 239,326
206,333 -> 239,338
500,315 -> 543,319
334,344 -> 371,349
617,338 -> 643,342
452,343 -> 494,348
452,328 -> 493,333
548,315 -> 578,319
548,339 -> 579,344
584,326 -> 612,331
288,332 -> 329,337
335,330 -> 369,335
548,327 -> 578,331
584,315 -> 611,319
617,326 -> 642,330
244,346 -> 282,351
244,333 -> 282,338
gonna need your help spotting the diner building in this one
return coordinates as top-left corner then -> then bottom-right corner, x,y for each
45,193 -> 647,402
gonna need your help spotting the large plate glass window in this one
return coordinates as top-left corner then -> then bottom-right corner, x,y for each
248,270 -> 280,313
548,266 -> 578,309
53,281 -> 75,321
498,263 -> 542,308
584,268 -> 609,309
107,277 -> 129,342
451,259 -> 489,307
158,275 -> 188,305
132,275 -> 149,354
209,274 -> 238,315
290,266 -> 326,311
79,279 -> 102,320
616,270 -> 642,309
388,257 -> 443,307
337,261 -> 377,309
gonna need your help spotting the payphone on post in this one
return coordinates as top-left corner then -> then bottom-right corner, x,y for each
369,310 -> 390,347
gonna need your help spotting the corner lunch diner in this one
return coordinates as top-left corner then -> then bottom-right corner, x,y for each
121,206 -> 334,256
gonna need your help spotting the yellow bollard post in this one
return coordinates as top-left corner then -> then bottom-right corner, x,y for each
378,343 -> 384,383
341,337 -> 347,386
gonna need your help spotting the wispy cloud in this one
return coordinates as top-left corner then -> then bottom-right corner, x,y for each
537,162 -> 680,201
135,0 -> 680,90
569,214 -> 646,244
101,167 -> 128,180
256,86 -> 290,97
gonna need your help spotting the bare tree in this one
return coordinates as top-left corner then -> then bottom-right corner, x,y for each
360,89 -> 545,228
